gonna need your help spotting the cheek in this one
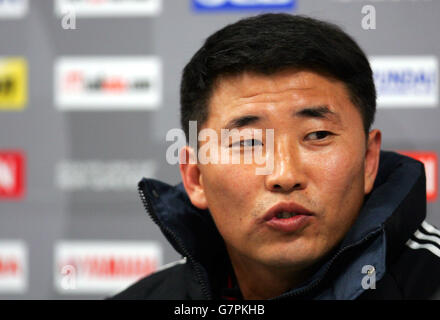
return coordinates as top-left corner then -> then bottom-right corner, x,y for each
308,148 -> 364,203
303,148 -> 365,251
201,164 -> 259,224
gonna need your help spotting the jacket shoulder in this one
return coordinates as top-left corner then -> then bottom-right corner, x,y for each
389,220 -> 440,299
108,258 -> 190,300
359,220 -> 440,300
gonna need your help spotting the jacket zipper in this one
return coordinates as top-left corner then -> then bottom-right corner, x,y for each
273,230 -> 380,300
138,185 -> 212,300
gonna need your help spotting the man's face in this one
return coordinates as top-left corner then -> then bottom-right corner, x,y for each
184,69 -> 380,273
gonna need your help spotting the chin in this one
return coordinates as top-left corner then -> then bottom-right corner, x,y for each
258,245 -> 320,269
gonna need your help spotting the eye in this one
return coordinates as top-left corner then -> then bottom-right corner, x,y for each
305,131 -> 333,141
231,139 -> 263,148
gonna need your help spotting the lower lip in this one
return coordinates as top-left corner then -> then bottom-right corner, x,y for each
265,215 -> 312,233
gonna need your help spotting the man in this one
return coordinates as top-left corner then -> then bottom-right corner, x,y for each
112,13 -> 440,300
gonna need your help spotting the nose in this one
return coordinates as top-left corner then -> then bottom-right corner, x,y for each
264,135 -> 307,193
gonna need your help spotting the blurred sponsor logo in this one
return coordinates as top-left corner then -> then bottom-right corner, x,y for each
370,56 -> 438,107
55,0 -> 161,17
398,151 -> 438,202
55,160 -> 156,192
0,241 -> 27,293
0,0 -> 28,18
332,0 -> 431,2
54,57 -> 161,110
192,0 -> 296,11
0,151 -> 25,200
0,57 -> 27,110
54,241 -> 162,294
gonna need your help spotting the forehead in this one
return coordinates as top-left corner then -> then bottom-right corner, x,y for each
206,70 -> 356,125
214,69 -> 335,97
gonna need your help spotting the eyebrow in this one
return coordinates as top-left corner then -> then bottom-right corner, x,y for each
223,105 -> 341,130
224,115 -> 260,130
295,106 -> 341,123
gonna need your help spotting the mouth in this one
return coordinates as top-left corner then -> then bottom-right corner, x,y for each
264,201 -> 315,220
274,211 -> 305,219
262,201 -> 315,232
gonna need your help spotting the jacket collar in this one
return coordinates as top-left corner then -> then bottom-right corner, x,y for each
138,150 -> 427,299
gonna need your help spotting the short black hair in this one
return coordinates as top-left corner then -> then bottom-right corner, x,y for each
180,13 -> 376,142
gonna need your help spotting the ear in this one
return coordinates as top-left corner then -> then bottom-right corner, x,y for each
364,129 -> 382,195
179,145 -> 208,209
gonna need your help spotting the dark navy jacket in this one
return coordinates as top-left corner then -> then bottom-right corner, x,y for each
111,151 -> 440,300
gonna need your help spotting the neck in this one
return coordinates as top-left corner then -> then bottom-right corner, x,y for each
226,247 -> 314,300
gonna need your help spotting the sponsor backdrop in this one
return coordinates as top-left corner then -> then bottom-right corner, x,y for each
0,0 -> 439,299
